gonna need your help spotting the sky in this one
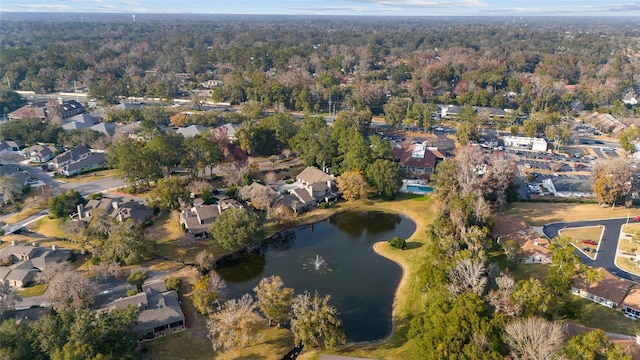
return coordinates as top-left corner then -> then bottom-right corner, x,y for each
2,0 -> 640,17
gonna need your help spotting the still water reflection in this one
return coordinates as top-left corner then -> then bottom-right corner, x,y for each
216,210 -> 416,342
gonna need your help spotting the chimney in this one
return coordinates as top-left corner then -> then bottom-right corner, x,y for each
11,240 -> 17,246
32,241 -> 39,247
52,244 -> 58,251
77,204 -> 84,219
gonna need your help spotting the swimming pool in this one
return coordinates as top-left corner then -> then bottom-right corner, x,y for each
405,184 -> 433,194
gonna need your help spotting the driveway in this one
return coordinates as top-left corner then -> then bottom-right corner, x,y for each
543,218 -> 640,284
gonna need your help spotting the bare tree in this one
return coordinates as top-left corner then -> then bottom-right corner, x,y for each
267,204 -> 294,224
62,220 -> 87,243
35,261 -> 74,284
188,180 -> 213,196
487,273 -> 521,316
264,171 -> 277,187
46,268 -> 97,310
0,282 -> 21,316
447,257 -> 488,296
281,149 -> 292,159
504,317 -> 564,360
178,232 -> 197,248
220,162 -> 248,187
207,294 -> 261,351
250,187 -> 280,212
195,250 -> 215,274
454,146 -> 486,198
0,175 -> 21,205
208,271 -> 227,293
94,261 -> 122,282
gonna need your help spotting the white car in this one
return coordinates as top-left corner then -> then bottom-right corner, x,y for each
523,163 -> 531,169
434,126 -> 444,132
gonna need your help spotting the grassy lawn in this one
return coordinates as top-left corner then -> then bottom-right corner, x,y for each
18,283 -> 48,297
505,202 -> 635,226
577,298 -> 640,335
28,217 -> 67,239
2,202 -> 47,225
56,169 -> 120,184
511,263 -> 550,282
559,226 -> 603,258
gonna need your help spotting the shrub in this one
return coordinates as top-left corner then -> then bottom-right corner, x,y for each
389,237 -> 406,249
317,202 -> 329,209
127,289 -> 138,296
165,277 -> 182,292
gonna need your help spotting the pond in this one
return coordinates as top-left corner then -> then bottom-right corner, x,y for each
216,210 -> 417,342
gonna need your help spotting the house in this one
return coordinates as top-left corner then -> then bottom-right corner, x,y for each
518,237 -> 552,264
50,146 -> 92,169
295,166 -> 339,203
584,112 -> 627,134
75,197 -> 153,224
201,79 -> 223,89
493,214 -> 551,264
60,152 -> 106,176
23,144 -> 58,163
0,140 -> 25,156
541,178 -> 594,198
214,123 -> 240,142
393,143 -> 444,179
503,136 -> 548,152
0,243 -> 71,288
111,279 -> 186,340
623,93 -> 638,106
571,268 -> 632,309
180,204 -> 223,238
89,123 -> 117,136
177,125 -> 210,138
62,113 -> 99,131
6,99 -> 85,121
621,287 -> 640,320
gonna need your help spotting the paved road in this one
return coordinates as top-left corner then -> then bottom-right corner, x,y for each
59,177 -> 125,196
543,218 -> 640,284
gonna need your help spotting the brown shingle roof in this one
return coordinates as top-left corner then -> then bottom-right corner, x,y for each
573,268 -> 632,306
297,166 -> 333,185
622,287 -> 640,311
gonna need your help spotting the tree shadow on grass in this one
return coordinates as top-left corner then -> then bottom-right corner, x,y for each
403,241 -> 423,250
231,354 -> 267,360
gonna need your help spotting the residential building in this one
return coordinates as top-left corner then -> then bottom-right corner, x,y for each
50,146 -> 92,169
238,182 -> 282,208
621,287 -> 640,320
0,140 -> 25,156
6,99 -> 85,121
571,268 -> 632,309
503,136 -> 548,152
214,123 -> 240,142
111,279 -> 186,340
23,145 -> 58,163
0,243 -> 72,287
62,113 -> 99,131
542,178 -> 594,198
75,197 -> 153,224
177,124 -> 210,138
283,166 -> 339,213
180,204 -> 223,238
493,214 -> 551,264
393,143 -> 444,179
60,152 -> 106,176
89,123 -> 117,136
584,112 -> 627,134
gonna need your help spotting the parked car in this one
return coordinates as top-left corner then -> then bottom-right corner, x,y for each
633,215 -> 640,222
582,239 -> 597,246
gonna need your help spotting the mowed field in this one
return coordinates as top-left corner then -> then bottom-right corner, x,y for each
505,202 -> 636,226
